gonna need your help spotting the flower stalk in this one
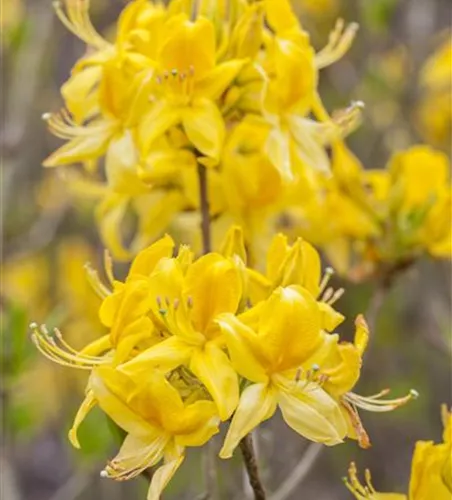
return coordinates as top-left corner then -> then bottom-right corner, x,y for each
239,434 -> 266,500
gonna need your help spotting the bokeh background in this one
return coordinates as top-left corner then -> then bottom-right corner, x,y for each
1,0 -> 451,499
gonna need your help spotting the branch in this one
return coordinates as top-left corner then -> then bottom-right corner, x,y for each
269,443 -> 323,500
239,434 -> 266,500
197,163 -> 211,254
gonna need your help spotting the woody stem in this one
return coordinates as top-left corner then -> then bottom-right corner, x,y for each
239,434 -> 266,500
197,163 -> 211,254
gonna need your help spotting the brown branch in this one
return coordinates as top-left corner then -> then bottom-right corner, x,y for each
239,434 -> 266,500
269,443 -> 323,500
197,163 -> 211,254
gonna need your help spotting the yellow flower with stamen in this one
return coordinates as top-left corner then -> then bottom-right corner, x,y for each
89,367 -> 219,500
345,406 -> 452,499
217,285 -> 348,458
118,250 -> 242,420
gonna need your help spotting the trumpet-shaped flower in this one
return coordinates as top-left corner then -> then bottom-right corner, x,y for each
89,367 -> 219,500
119,251 -> 242,420
217,285 -> 348,458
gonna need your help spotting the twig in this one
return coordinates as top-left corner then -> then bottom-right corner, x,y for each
48,467 -> 95,500
365,281 -> 389,334
197,163 -> 211,254
239,434 -> 266,500
269,443 -> 323,500
203,440 -> 220,500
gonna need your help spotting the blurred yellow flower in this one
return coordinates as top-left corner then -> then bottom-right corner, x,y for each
416,35 -> 452,149
345,406 -> 452,499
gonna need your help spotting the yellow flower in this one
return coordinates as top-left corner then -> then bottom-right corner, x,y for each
345,406 -> 452,499
138,13 -> 246,161
261,1 -> 360,179
220,117 -> 284,243
217,285 -> 348,458
31,236 -> 175,372
119,250 -> 242,420
305,315 -> 417,449
409,406 -> 452,499
89,366 -> 219,500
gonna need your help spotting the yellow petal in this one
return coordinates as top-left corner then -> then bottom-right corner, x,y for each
112,316 -> 154,365
147,455 -> 185,500
220,383 -> 277,458
266,233 -> 289,282
120,336 -> 194,377
96,194 -> 132,261
132,190 -> 187,255
220,225 -> 247,263
79,334 -> 112,357
43,121 -> 116,167
409,440 -> 452,499
185,253 -> 242,335
289,118 -> 331,173
182,98 -> 225,160
68,390 -> 96,449
264,0 -> 299,34
258,286 -> 322,371
107,432 -> 169,481
138,100 -> 180,155
277,382 -> 347,445
189,342 -> 239,420
129,234 -> 175,278
158,15 -> 215,79
61,65 -> 101,122
105,131 -> 146,196
175,400 -> 220,447
90,368 -> 156,436
318,302 -> 345,332
279,238 -> 322,297
266,127 -> 293,180
195,59 -> 247,100
216,314 -> 268,383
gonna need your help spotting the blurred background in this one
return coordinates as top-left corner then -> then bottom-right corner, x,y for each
1,0 -> 451,498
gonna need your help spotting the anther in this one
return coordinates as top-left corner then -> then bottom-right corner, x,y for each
295,368 -> 302,382
171,69 -> 178,77
312,363 -> 320,372
187,296 -> 193,309
328,288 -> 345,305
410,389 -> 419,399
173,299 -> 180,310
156,296 -> 162,308
100,470 -> 108,478
41,113 -> 51,121
322,287 -> 334,303
29,322 -> 39,330
165,297 -> 171,307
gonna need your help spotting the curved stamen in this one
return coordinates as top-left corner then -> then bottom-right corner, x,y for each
345,389 -> 418,412
31,323 -> 110,369
53,0 -> 109,50
85,262 -> 111,299
316,19 -> 359,69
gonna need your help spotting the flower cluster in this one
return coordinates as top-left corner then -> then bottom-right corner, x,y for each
344,406 -> 452,499
280,143 -> 451,280
31,229 -> 416,499
43,0 -> 361,260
